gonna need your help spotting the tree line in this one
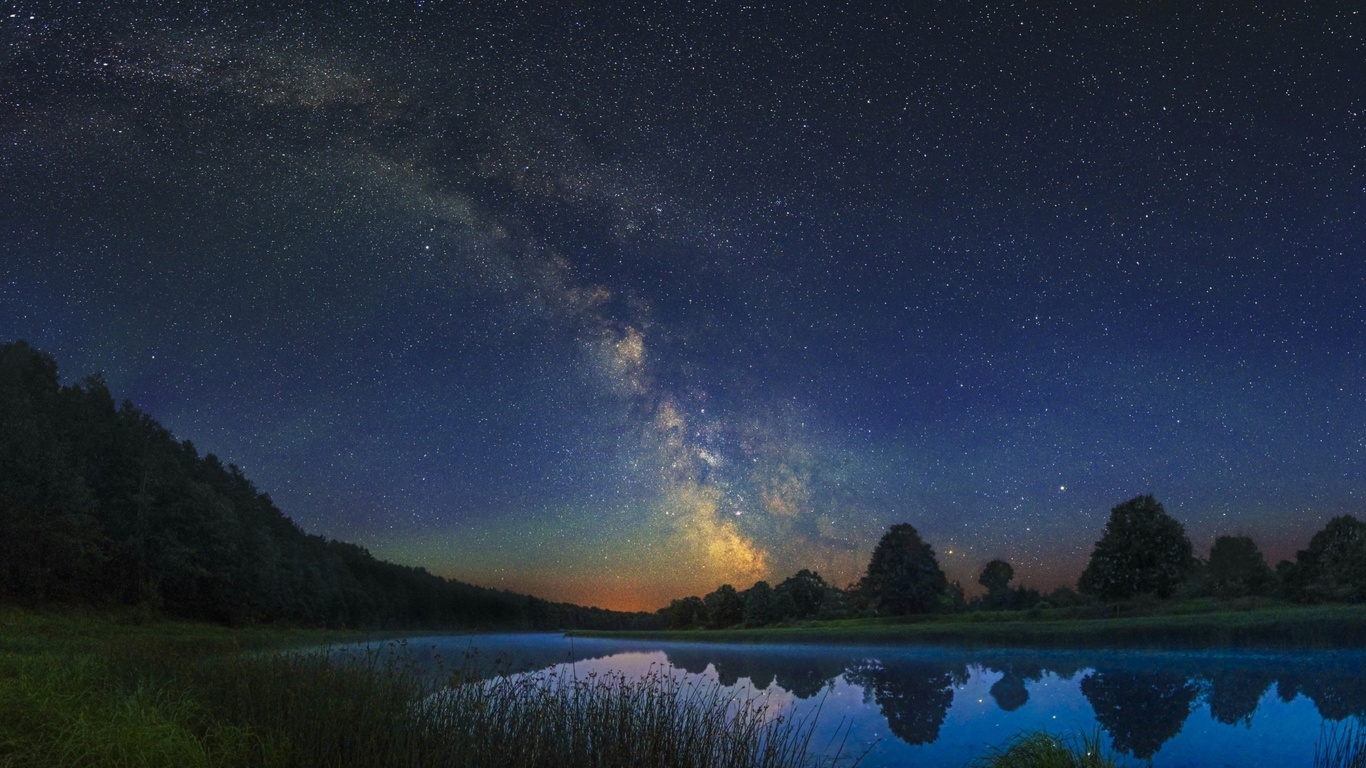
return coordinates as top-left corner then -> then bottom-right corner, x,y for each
666,494 -> 1366,630
0,341 -> 660,630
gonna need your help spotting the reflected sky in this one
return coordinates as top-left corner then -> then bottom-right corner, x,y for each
358,634 -> 1365,767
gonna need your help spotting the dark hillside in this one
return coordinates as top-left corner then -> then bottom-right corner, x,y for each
0,340 -> 659,630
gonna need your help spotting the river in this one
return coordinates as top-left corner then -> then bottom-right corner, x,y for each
347,633 -> 1366,767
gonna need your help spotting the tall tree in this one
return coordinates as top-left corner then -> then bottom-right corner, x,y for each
0,342 -> 105,604
861,523 -> 949,615
775,569 -> 829,620
741,581 -> 777,627
665,596 -> 707,629
702,584 -> 744,628
1286,515 -> 1366,603
1206,535 -> 1275,598
977,559 -> 1014,608
1078,495 -> 1194,600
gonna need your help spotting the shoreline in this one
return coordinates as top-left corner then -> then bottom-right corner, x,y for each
568,603 -> 1366,650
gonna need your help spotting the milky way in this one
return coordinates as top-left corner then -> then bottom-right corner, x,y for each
2,2 -> 1362,610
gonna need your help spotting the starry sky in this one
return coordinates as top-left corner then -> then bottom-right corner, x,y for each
2,1 -> 1363,612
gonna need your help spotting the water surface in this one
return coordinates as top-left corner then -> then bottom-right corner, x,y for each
358,634 -> 1366,767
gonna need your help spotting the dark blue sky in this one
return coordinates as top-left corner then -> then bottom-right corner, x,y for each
2,1 -> 1362,609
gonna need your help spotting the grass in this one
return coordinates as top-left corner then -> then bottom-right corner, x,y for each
573,602 -> 1366,649
1316,720 -> 1366,768
0,607 -> 841,768
968,730 -> 1127,768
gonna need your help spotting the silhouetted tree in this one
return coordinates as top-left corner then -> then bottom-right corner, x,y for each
1207,535 -> 1275,599
666,596 -> 707,629
0,343 -> 105,604
1045,585 -> 1084,608
861,523 -> 949,615
741,581 -> 778,627
1284,515 -> 1366,603
703,584 -> 744,628
1078,495 -> 1194,600
815,582 -> 851,620
977,559 -> 1014,609
775,569 -> 829,620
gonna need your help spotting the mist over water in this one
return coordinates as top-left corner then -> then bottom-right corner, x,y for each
351,634 -> 1366,767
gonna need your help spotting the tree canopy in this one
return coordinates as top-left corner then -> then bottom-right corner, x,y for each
1206,535 -> 1274,598
861,523 -> 949,615
1078,495 -> 1194,600
977,559 -> 1014,606
1282,515 -> 1366,603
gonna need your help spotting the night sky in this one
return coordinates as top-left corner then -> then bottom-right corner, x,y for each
3,1 -> 1362,611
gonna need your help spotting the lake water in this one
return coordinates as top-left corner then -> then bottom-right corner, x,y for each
361,633 -> 1366,767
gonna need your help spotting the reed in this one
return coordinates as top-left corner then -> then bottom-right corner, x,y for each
1,609 -> 844,768
1316,720 -> 1366,768
195,643 -> 837,768
968,730 -> 1126,768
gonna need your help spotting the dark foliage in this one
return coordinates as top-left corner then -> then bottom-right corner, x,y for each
665,596 -> 707,629
860,523 -> 949,615
0,341 -> 659,630
740,581 -> 778,627
978,559 -> 1014,603
701,584 -> 743,629
775,569 -> 828,619
1078,495 -> 1195,600
1206,535 -> 1276,599
1282,515 -> 1366,603
970,559 -> 1044,611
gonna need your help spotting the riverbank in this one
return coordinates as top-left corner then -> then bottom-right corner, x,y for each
569,602 -> 1366,649
0,607 -> 828,768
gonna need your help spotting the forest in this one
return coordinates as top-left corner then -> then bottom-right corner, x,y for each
0,341 -> 659,630
663,497 -> 1366,631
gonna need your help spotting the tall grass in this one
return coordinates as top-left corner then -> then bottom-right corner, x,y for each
0,652 -> 265,767
0,609 -> 845,768
194,642 -> 838,768
1316,720 -> 1366,768
967,730 -> 1127,768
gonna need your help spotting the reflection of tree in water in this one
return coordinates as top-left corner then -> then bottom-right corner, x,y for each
662,649 -> 847,699
986,663 -> 1044,712
1080,669 -> 1198,760
1276,663 -> 1366,721
664,649 -> 716,678
1203,668 -> 1274,727
775,663 -> 845,699
845,660 -> 964,746
990,673 -> 1028,711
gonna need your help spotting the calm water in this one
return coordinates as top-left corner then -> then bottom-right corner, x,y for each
361,633 -> 1366,767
